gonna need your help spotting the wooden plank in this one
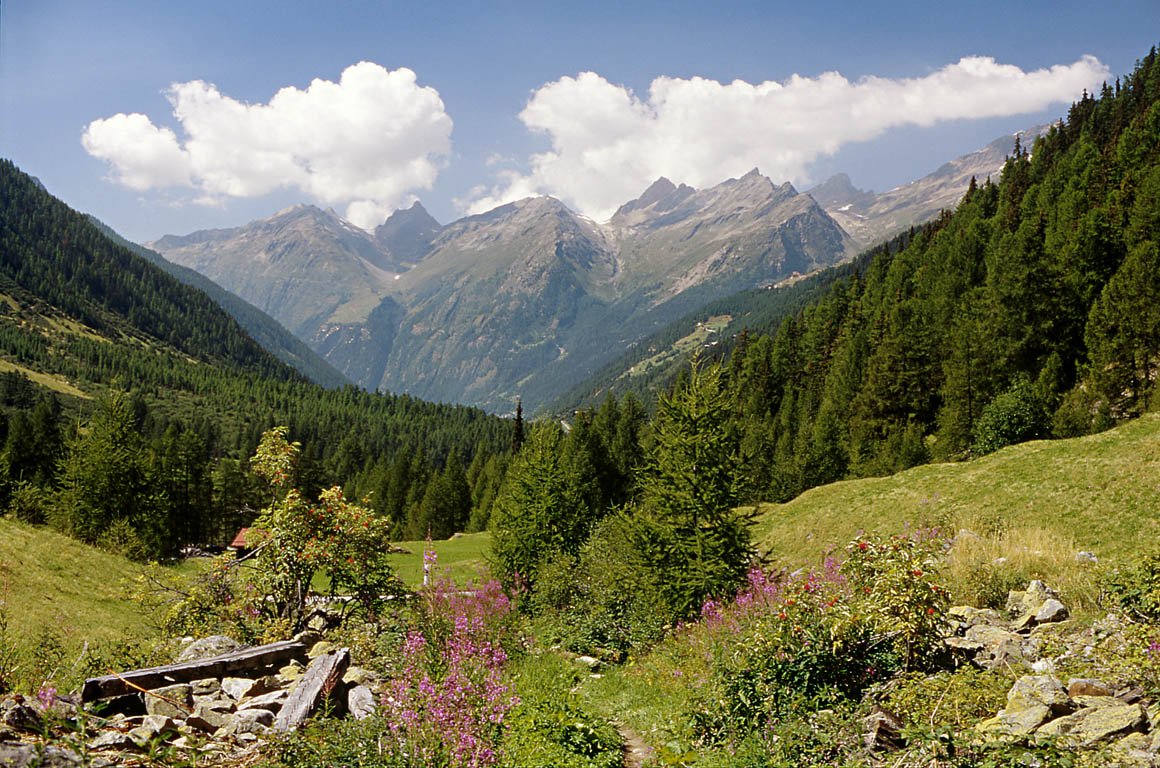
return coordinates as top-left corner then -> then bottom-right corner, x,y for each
274,648 -> 350,733
81,640 -> 306,702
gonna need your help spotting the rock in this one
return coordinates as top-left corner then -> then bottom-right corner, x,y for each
190,678 -> 220,697
293,629 -> 322,648
1068,678 -> 1113,698
983,639 -> 1032,673
238,690 -> 287,714
1008,675 -> 1071,715
187,705 -> 233,733
575,655 -> 601,671
145,683 -> 192,720
224,707 -> 275,736
863,706 -> 905,752
1116,686 -> 1146,705
1036,703 -> 1147,746
222,676 -> 277,701
1,703 -> 43,732
965,625 -> 1023,648
1109,733 -> 1156,768
0,743 -> 90,767
1034,599 -> 1068,624
175,635 -> 243,663
948,605 -> 1003,629
278,660 -> 305,683
308,641 -> 338,659
343,666 -> 383,690
89,729 -> 140,751
347,685 -> 376,720
129,715 -> 179,746
981,675 -> 1073,735
945,636 -> 984,651
1072,695 -> 1124,709
978,704 -> 1053,736
192,692 -> 234,712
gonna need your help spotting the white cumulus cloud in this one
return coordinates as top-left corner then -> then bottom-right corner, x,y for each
468,55 -> 1110,219
82,62 -> 452,230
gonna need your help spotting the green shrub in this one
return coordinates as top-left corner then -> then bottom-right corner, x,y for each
972,377 -> 1050,455
1101,550 -> 1160,621
886,667 -> 1012,730
6,481 -> 47,525
529,514 -> 669,655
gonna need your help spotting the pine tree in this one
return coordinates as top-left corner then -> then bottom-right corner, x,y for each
633,359 -> 754,619
489,422 -> 591,588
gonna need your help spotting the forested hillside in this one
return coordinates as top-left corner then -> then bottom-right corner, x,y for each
0,160 -> 513,557
718,47 -> 1160,502
88,216 -> 351,390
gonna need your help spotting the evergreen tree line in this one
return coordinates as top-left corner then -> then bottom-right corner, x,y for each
0,159 -> 515,557
714,46 -> 1160,502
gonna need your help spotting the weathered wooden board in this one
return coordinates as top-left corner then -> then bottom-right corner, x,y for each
274,648 -> 350,732
81,640 -> 306,702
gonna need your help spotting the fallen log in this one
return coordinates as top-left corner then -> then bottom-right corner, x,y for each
274,647 -> 350,733
81,640 -> 306,702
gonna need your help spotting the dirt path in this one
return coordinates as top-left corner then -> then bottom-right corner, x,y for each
614,720 -> 652,768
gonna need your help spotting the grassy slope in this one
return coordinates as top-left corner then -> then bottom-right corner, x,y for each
0,517 -> 156,646
578,415 -> 1160,758
754,412 -> 1160,568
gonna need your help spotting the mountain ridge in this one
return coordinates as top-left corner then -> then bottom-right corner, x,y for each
149,128 -> 1035,412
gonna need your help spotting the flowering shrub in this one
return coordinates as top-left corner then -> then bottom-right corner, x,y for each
840,527 -> 951,668
686,561 -> 897,745
379,562 -> 521,768
660,528 -> 952,749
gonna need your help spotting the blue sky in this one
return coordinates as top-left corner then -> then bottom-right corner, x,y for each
3,1 -> 1158,242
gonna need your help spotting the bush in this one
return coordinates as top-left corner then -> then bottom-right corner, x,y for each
6,481 -> 47,525
529,514 -> 669,655
886,667 -> 1012,730
972,377 -> 1050,455
687,565 -> 900,746
1102,550 -> 1160,622
840,528 -> 952,668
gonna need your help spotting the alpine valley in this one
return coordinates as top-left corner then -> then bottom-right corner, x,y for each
148,128 -> 1042,413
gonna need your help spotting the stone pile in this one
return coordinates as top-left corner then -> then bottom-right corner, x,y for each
0,629 -> 386,766
938,580 -> 1160,765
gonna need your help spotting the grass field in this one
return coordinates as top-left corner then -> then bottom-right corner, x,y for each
753,413 -> 1160,568
389,532 -> 492,587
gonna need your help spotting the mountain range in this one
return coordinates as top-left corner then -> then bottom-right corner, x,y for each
149,129 -> 1035,413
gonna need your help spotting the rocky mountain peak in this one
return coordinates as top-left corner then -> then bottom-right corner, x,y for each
807,173 -> 876,210
611,178 -> 696,226
374,201 -> 442,266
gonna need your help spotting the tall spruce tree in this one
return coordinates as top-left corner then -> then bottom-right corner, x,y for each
633,359 -> 754,619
